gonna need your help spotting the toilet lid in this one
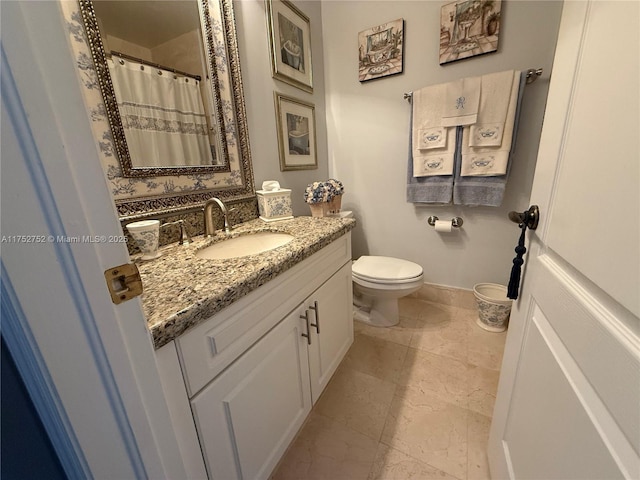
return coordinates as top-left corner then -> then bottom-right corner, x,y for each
352,256 -> 423,282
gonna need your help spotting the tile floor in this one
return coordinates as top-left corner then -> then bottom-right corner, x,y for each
272,296 -> 507,480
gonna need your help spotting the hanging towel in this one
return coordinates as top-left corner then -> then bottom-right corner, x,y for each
411,84 -> 456,177
460,70 -> 522,177
469,70 -> 515,147
441,76 -> 481,127
407,96 -> 454,204
453,71 -> 526,206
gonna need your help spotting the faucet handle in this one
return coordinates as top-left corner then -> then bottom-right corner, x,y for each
160,220 -> 192,245
177,220 -> 192,245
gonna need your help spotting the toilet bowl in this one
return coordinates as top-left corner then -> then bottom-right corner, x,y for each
352,255 -> 424,327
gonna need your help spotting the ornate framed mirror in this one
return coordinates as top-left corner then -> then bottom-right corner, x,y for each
76,0 -> 255,219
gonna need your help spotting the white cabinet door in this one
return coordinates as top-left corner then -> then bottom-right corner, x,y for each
306,262 -> 354,404
191,309 -> 312,480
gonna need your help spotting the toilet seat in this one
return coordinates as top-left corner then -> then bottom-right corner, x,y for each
352,256 -> 423,285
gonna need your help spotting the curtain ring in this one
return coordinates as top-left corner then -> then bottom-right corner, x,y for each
140,65 -> 144,71
157,70 -> 162,75
119,59 -> 124,65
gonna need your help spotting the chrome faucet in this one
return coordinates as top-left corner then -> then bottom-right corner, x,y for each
204,197 -> 231,237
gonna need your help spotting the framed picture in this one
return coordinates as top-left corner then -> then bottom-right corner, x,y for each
439,0 -> 502,65
358,18 -> 404,82
274,93 -> 317,171
266,0 -> 313,93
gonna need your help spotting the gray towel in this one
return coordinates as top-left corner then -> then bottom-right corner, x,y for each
453,72 -> 527,206
406,99 -> 454,204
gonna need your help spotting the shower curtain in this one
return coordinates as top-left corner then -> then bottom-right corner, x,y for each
108,58 -> 213,167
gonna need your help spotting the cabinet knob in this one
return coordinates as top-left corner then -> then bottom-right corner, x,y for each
309,301 -> 320,334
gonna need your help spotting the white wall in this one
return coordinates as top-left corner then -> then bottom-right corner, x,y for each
234,0 -> 329,216
321,1 -> 563,290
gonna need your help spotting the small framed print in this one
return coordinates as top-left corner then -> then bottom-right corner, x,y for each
266,0 -> 313,93
274,93 -> 317,171
358,18 -> 404,82
439,0 -> 502,65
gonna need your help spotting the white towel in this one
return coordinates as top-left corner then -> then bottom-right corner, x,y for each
412,84 -> 456,176
441,77 -> 481,127
461,70 -> 521,176
469,70 -> 515,147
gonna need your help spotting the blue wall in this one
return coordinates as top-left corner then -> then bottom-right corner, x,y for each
1,336 -> 66,480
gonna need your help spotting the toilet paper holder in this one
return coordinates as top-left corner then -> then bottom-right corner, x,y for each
427,216 -> 463,228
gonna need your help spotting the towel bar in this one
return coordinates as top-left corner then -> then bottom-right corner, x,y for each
403,67 -> 543,101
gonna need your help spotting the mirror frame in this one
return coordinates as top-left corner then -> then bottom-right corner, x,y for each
78,0 -> 255,219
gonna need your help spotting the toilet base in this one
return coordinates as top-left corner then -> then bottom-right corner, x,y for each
353,296 -> 400,327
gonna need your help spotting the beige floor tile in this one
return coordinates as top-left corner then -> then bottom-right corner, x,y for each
381,390 -> 468,479
314,365 -> 396,441
354,315 -> 417,347
467,364 -> 500,417
272,412 -> 379,480
462,309 -> 507,371
411,302 -> 468,362
398,347 -> 469,408
341,333 -> 409,383
398,296 -> 431,319
367,443 -> 460,480
467,411 -> 492,480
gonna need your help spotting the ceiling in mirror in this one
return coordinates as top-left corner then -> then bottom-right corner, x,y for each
75,0 -> 255,219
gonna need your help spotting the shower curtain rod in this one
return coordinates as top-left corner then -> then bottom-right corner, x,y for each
403,67 -> 543,101
108,50 -> 202,82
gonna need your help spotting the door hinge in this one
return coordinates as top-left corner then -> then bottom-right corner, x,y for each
104,263 -> 143,304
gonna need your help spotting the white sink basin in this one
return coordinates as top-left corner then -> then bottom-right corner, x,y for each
195,232 -> 294,260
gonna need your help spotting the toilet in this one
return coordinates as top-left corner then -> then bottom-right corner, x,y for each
352,255 -> 424,327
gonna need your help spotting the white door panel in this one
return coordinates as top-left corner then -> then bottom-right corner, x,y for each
504,304 -> 624,480
544,1 -> 639,317
489,1 -> 640,479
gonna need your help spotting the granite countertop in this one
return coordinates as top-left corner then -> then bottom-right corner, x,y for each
136,216 -> 356,349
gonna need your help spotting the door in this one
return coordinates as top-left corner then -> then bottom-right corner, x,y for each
488,2 -> 639,479
1,2 -> 185,478
191,308 -> 312,480
307,262 -> 354,403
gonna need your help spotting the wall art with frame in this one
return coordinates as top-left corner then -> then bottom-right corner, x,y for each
274,93 -> 317,171
266,0 -> 313,93
358,18 -> 404,82
439,0 -> 502,65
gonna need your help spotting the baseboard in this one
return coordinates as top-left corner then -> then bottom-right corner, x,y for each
410,282 -> 476,310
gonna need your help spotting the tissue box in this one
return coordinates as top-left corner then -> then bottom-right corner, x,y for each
256,188 -> 293,222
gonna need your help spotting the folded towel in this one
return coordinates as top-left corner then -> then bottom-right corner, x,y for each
407,99 -> 454,204
453,71 -> 526,206
461,70 -> 521,176
441,77 -> 481,127
412,84 -> 456,177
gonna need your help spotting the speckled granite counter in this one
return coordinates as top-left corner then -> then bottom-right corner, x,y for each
136,216 -> 355,349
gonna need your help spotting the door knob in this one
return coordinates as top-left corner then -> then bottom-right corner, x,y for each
508,205 -> 539,230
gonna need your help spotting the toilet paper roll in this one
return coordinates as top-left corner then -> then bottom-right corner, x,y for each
434,220 -> 453,232
261,180 -> 281,191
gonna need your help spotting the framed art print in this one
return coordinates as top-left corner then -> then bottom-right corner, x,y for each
439,0 -> 501,65
274,93 -> 317,171
266,0 -> 313,93
358,18 -> 404,82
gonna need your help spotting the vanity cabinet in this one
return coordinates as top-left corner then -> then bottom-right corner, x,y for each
164,233 -> 353,479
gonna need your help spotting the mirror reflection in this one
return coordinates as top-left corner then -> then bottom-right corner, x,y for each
89,0 -> 229,174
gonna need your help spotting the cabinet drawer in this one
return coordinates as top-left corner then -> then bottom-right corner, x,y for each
176,234 -> 351,396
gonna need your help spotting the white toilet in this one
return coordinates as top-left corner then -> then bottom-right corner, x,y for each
352,255 -> 424,327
